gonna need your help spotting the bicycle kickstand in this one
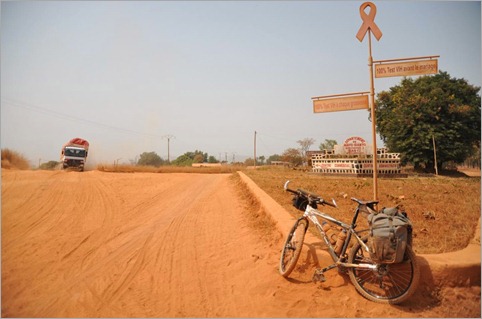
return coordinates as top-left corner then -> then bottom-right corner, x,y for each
312,268 -> 326,283
312,264 -> 338,283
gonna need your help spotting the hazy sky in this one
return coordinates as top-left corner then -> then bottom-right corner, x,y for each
1,1 -> 481,165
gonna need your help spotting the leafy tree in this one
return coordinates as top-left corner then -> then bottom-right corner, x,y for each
193,154 -> 204,163
171,154 -> 193,166
257,155 -> 266,165
297,138 -> 315,166
376,71 -> 481,172
39,161 -> 59,170
319,139 -> 337,151
267,154 -> 282,165
171,150 -> 209,166
137,152 -> 164,167
208,155 -> 219,163
282,148 -> 303,167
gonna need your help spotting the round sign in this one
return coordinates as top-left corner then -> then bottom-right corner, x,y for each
343,136 -> 367,154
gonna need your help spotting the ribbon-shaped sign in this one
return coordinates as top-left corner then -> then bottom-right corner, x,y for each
356,2 -> 382,42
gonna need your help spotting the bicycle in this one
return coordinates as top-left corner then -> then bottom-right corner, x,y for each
279,181 -> 420,304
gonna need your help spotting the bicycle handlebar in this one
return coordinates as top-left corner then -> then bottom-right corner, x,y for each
284,180 -> 337,208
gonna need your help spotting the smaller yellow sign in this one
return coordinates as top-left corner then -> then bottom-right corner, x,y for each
375,59 -> 438,78
313,95 -> 369,113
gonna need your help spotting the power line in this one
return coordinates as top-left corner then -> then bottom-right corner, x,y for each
1,97 -> 165,139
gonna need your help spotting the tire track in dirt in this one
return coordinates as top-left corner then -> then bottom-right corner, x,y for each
2,171 -> 120,317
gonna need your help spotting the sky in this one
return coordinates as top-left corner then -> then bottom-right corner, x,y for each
1,1 -> 481,166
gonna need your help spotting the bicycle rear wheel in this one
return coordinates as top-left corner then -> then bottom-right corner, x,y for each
279,217 -> 308,277
347,240 -> 420,304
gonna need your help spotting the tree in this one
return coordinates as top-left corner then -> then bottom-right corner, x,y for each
244,158 -> 255,166
137,152 -> 164,167
193,154 -> 204,163
282,148 -> 303,167
208,156 -> 219,163
267,154 -> 282,165
171,150 -> 209,166
376,71 -> 481,172
171,154 -> 192,166
297,138 -> 315,166
257,155 -> 266,165
319,139 -> 337,151
39,161 -> 59,170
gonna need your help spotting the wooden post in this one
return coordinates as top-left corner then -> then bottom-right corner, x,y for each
368,30 -> 379,201
432,135 -> 438,175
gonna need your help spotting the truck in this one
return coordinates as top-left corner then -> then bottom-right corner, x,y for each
60,138 -> 89,171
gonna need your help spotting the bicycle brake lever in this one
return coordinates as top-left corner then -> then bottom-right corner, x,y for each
331,198 -> 338,208
283,180 -> 290,191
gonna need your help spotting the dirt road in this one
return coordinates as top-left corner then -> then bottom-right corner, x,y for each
2,170 -> 480,317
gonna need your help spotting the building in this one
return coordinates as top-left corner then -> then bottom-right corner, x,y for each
310,136 -> 404,176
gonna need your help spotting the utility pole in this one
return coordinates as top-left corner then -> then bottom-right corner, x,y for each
254,131 -> 257,168
162,135 -> 175,164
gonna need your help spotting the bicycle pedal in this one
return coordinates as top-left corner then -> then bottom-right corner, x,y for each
312,270 -> 326,283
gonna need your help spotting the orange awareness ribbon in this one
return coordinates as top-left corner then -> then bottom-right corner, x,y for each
356,2 -> 382,42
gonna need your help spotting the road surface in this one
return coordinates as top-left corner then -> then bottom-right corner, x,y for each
2,170 -> 479,317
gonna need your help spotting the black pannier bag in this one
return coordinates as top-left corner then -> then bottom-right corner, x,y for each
292,195 -> 308,211
367,207 -> 412,264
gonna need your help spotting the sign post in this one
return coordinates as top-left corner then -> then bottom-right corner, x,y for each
356,1 -> 382,201
312,2 -> 439,202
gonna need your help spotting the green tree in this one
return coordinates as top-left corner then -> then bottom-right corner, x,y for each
257,155 -> 266,165
171,150 -> 209,166
137,152 -> 164,167
208,156 -> 219,163
171,154 -> 193,166
319,139 -> 337,151
267,154 -> 282,165
39,161 -> 59,170
376,71 -> 481,172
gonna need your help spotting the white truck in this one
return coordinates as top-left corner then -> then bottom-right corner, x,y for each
60,138 -> 89,171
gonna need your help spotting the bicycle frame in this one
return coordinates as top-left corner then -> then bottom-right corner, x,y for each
301,204 -> 377,271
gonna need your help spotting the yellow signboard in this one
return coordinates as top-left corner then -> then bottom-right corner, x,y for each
375,59 -> 438,78
313,95 -> 369,113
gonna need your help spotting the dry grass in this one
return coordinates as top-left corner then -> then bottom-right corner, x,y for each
1,149 -> 30,170
230,173 -> 282,245
97,163 -> 245,174
243,166 -> 481,254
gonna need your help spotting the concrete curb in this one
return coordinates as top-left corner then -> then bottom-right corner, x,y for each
238,171 -> 481,288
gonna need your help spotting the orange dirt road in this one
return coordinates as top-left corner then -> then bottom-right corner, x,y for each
2,170 -> 480,317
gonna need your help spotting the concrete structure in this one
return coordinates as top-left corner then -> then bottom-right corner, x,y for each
310,136 -> 405,176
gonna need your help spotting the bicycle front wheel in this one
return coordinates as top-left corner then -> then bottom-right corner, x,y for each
347,240 -> 420,304
279,217 -> 308,278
